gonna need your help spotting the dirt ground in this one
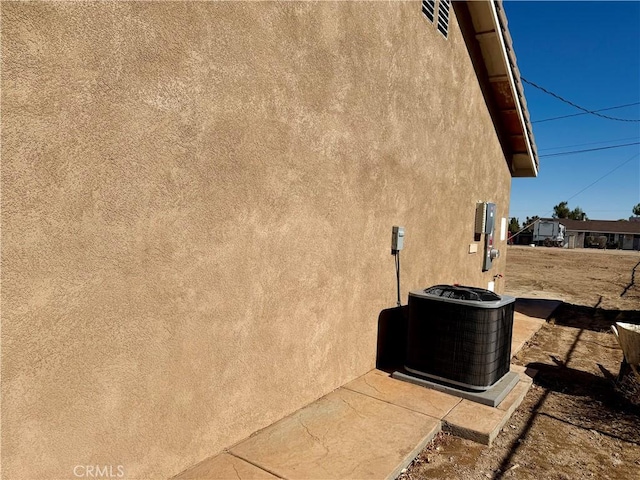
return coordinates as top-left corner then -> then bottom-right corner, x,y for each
503,246 -> 640,311
400,246 -> 640,480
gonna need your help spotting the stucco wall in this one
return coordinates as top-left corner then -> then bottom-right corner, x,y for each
1,1 -> 511,478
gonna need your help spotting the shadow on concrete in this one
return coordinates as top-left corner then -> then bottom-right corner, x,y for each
375,305 -> 407,373
549,302 -> 640,333
514,298 -> 562,319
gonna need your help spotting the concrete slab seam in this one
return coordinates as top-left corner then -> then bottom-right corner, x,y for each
383,421 -> 442,480
227,451 -> 288,480
340,385 -> 453,421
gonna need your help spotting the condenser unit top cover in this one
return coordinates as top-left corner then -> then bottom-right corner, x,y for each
415,284 -> 515,307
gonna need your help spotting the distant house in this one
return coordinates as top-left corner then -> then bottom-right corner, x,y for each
562,218 -> 640,250
536,218 -> 640,250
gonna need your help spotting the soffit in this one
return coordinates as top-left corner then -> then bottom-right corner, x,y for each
466,0 -> 539,177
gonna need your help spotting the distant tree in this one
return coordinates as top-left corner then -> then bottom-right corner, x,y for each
508,217 -> 520,234
568,206 -> 587,220
552,201 -> 570,219
523,216 -> 540,233
633,203 -> 640,216
553,202 -> 587,220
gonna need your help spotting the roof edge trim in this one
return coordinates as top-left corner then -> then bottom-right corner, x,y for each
490,0 -> 538,176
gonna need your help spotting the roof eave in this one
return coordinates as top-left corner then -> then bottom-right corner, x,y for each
466,0 -> 539,178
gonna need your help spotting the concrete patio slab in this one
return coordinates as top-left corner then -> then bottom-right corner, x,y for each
512,311 -> 545,355
510,298 -> 560,356
173,453 -> 278,480
443,398 -> 513,446
441,364 -> 537,446
343,369 -> 460,418
510,364 -> 537,384
230,387 -> 441,480
496,378 -> 530,414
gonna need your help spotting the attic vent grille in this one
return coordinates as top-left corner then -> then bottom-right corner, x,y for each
421,0 -> 436,22
437,0 -> 450,38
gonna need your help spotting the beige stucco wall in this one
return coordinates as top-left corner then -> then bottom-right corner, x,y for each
1,1 -> 512,478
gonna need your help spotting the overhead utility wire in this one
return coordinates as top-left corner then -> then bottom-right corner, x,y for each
521,77 -> 640,123
565,152 -> 640,203
533,102 -> 640,124
539,136 -> 640,152
508,151 -> 640,241
539,142 -> 640,158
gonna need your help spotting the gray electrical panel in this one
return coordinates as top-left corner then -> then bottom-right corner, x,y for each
476,202 -> 499,271
391,226 -> 405,252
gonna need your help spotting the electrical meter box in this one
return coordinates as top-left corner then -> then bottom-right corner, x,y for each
485,203 -> 496,234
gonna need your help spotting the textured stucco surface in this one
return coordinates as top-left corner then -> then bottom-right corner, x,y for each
1,1 -> 511,478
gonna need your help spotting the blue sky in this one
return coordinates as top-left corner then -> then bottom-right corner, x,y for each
503,1 -> 640,222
